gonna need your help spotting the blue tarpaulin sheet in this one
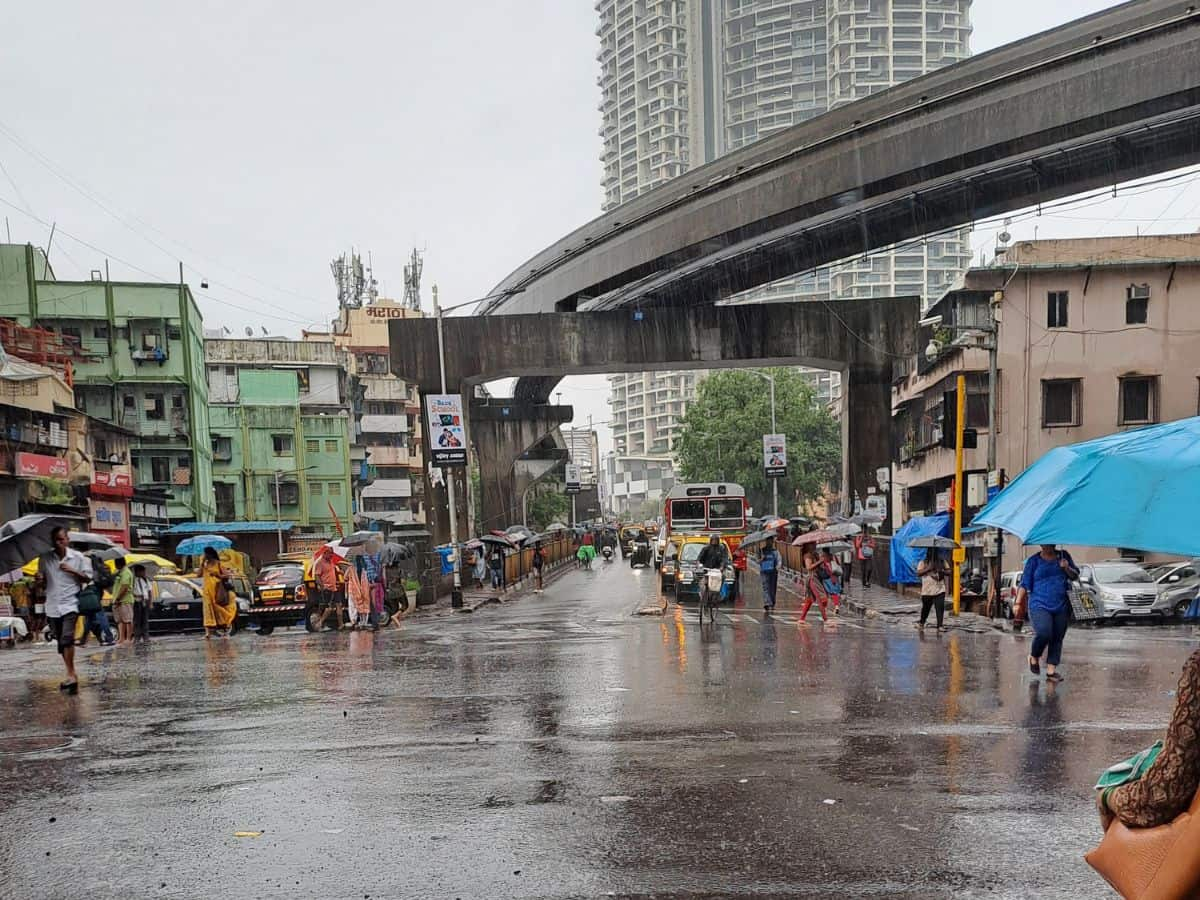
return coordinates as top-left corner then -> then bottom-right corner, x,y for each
889,514 -> 951,584
435,546 -> 454,576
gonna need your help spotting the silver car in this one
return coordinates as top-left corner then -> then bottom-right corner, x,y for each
1144,560 -> 1200,617
1079,561 -> 1168,621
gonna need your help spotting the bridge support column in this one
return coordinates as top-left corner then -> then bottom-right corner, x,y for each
470,400 -> 573,534
843,366 -> 892,528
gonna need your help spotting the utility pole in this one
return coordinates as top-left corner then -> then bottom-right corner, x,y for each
988,292 -> 1003,619
952,375 -> 966,616
274,471 -> 283,555
433,285 -> 463,608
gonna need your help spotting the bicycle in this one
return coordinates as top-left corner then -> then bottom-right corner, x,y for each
698,568 -> 722,624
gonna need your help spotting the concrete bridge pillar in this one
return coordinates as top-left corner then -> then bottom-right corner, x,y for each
470,400 -> 573,533
843,366 -> 893,525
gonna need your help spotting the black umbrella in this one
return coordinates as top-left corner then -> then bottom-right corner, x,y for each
0,515 -> 69,571
94,546 -> 129,562
379,542 -> 414,566
68,531 -> 117,551
479,534 -> 515,549
907,535 -> 960,550
340,530 -> 382,547
740,529 -> 778,549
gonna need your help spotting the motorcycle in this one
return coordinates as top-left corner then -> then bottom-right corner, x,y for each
630,540 -> 652,569
601,546 -> 614,563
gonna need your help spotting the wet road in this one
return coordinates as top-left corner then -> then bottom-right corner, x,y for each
0,561 -> 1192,898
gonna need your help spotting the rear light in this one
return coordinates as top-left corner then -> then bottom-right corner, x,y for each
296,585 -> 307,599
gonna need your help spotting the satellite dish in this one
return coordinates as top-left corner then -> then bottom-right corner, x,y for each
244,326 -> 253,337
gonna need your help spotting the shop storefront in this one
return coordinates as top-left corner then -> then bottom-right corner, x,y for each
130,492 -> 171,551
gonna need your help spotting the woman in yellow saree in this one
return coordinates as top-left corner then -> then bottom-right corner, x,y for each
201,546 -> 237,638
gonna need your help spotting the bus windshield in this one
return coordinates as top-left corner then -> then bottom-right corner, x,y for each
709,499 -> 744,529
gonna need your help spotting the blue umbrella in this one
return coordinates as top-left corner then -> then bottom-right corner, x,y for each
972,417 -> 1200,557
176,534 -> 233,555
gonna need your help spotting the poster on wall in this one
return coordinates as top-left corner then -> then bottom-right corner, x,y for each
425,394 -> 467,467
762,434 -> 787,478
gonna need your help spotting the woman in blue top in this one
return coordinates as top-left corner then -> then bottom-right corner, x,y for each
1016,544 -> 1079,682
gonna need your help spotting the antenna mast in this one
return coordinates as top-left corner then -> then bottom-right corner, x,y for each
330,249 -> 379,309
402,248 -> 423,311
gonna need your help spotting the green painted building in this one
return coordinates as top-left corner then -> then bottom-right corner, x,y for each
0,243 -> 215,524
204,338 -> 352,539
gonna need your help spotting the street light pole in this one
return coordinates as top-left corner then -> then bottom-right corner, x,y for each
746,370 -> 779,517
433,286 -> 463,608
274,471 -> 283,555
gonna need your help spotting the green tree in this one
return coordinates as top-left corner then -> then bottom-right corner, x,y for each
526,481 -> 570,531
674,368 -> 840,515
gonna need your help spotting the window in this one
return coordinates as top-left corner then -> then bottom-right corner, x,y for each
60,326 -> 82,342
177,455 -> 191,470
306,439 -> 320,454
171,394 -> 184,409
166,324 -> 182,341
272,434 -> 293,456
115,325 -> 129,340
277,482 -> 299,506
214,482 -> 236,520
1119,376 -> 1158,425
327,482 -> 342,496
122,394 -> 135,410
212,435 -> 233,461
94,324 -> 109,340
1126,284 -> 1150,325
325,440 -> 338,453
151,457 -> 170,482
225,366 -> 235,377
1047,291 -> 1069,328
309,481 -> 323,497
296,369 -> 310,392
93,438 -> 109,461
144,393 -> 165,420
142,330 -> 160,350
1042,379 -> 1080,427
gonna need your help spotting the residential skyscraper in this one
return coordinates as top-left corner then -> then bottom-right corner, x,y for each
597,0 -> 973,511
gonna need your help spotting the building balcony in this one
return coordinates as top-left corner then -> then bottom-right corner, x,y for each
367,445 -> 412,466
361,478 -> 412,500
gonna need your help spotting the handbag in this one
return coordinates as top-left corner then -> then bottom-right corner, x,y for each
76,586 -> 101,614
214,578 -> 232,607
1086,743 -> 1200,899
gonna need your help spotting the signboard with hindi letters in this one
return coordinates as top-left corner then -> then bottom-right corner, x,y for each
425,394 -> 467,467
762,434 -> 787,478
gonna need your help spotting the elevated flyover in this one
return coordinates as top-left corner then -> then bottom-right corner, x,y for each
484,1 -> 1200,326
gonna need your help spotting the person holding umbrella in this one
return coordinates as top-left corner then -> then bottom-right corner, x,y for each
916,548 -> 952,632
1017,544 -> 1079,681
200,546 -> 237,639
759,537 -> 781,613
35,526 -> 91,693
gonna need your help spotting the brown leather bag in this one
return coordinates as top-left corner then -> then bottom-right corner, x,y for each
1086,789 -> 1200,899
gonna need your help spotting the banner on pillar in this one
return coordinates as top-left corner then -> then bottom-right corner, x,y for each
762,434 -> 787,478
425,394 -> 467,467
564,463 -> 581,494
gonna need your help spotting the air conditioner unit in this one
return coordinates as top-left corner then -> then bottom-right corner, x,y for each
1128,283 -> 1151,300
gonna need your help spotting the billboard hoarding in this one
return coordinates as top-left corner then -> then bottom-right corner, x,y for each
425,394 -> 467,467
762,434 -> 787,479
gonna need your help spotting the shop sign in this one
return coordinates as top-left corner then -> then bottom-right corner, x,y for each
16,452 -> 67,479
92,470 -> 133,497
89,499 -> 127,531
132,525 -> 163,547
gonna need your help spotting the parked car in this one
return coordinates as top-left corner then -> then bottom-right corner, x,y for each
997,570 -> 1023,619
248,562 -> 308,636
1079,561 -> 1168,621
147,574 -> 243,635
1144,559 -> 1200,617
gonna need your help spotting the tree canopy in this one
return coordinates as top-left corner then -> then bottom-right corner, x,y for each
674,368 -> 840,516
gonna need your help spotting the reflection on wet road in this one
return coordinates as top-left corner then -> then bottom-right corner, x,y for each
0,559 -> 1191,897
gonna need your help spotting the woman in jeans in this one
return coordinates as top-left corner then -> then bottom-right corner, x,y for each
916,549 -> 951,632
1016,544 -> 1078,681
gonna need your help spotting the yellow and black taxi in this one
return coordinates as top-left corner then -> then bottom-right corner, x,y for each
672,534 -> 736,602
247,561 -> 308,635
619,524 -> 649,557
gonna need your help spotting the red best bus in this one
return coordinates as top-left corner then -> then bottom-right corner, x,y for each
663,483 -> 749,550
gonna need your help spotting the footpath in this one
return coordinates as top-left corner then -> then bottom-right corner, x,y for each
412,556 -> 576,619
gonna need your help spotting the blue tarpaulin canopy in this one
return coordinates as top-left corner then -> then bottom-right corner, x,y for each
972,416 -> 1200,557
890,514 -> 951,584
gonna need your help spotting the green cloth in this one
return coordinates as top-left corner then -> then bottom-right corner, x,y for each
112,567 -> 135,604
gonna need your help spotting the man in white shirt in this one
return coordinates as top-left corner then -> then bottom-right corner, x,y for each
36,526 -> 90,693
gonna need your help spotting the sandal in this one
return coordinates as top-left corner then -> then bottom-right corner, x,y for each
1029,658 -> 1041,675
1046,672 -> 1064,682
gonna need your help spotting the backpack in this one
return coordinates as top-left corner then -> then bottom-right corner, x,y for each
760,551 -> 778,574
88,553 -> 115,592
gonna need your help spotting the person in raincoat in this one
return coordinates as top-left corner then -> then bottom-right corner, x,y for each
200,546 -> 237,639
759,537 -> 781,612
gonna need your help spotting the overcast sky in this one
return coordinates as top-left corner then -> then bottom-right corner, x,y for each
2,2 -> 1197,452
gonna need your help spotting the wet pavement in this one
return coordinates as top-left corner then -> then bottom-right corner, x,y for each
0,560 -> 1194,898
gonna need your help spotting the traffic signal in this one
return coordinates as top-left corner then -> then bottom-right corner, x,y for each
940,390 -> 978,450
